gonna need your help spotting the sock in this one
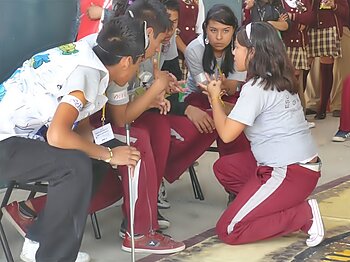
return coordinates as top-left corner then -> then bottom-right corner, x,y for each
319,63 -> 334,114
18,201 -> 37,219
302,69 -> 310,92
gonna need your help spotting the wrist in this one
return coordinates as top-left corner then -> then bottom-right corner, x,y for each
103,147 -> 113,163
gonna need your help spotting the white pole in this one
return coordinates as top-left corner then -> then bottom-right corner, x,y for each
125,123 -> 135,262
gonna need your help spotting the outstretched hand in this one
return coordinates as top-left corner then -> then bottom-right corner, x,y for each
198,74 -> 222,104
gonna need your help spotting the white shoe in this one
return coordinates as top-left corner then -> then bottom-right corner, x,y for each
307,121 -> 316,129
20,238 -> 90,262
306,199 -> 325,247
158,180 -> 170,209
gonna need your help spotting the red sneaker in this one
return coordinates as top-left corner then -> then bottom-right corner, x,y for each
122,231 -> 185,254
2,201 -> 35,237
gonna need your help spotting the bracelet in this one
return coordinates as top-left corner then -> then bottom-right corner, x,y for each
218,96 -> 225,107
103,147 -> 113,163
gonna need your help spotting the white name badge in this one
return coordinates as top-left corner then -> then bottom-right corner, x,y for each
92,123 -> 114,145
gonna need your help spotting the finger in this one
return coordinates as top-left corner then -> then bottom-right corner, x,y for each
199,121 -> 210,134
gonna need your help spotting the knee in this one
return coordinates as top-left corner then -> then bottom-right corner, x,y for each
213,157 -> 227,182
63,150 -> 93,185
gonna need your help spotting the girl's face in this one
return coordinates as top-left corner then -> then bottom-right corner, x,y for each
232,40 -> 249,72
206,20 -> 234,54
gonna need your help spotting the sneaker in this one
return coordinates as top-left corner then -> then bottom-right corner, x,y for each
332,110 -> 341,117
307,121 -> 316,129
158,211 -> 170,230
122,231 -> 185,254
119,215 -> 169,239
332,130 -> 350,142
158,180 -> 170,209
119,219 -> 142,239
2,201 -> 35,237
306,199 -> 325,247
20,238 -> 90,262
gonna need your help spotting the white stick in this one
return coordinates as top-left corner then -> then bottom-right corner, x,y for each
125,123 -> 135,262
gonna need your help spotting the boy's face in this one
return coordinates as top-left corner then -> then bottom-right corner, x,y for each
145,29 -> 167,59
109,56 -> 143,85
163,9 -> 179,43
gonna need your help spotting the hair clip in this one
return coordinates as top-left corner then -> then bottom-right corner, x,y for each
246,23 -> 252,41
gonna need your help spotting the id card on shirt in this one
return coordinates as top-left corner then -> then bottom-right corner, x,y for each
92,123 -> 114,145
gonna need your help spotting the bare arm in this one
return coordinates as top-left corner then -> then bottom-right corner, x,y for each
47,90 -> 140,167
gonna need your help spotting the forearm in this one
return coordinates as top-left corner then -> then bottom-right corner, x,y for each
125,80 -> 164,123
222,79 -> 240,95
211,98 -> 230,141
47,128 -> 111,161
268,20 -> 289,31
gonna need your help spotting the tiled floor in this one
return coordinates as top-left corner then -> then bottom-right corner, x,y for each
1,114 -> 350,262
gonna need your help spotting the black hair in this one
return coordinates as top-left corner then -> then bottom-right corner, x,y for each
160,0 -> 180,12
236,22 -> 298,93
93,15 -> 145,66
202,4 -> 238,76
127,0 -> 172,37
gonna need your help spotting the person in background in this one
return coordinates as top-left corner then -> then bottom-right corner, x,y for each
332,74 -> 350,142
308,0 -> 349,119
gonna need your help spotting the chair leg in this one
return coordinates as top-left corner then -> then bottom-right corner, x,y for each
188,165 -> 204,200
90,213 -> 101,239
0,221 -> 14,262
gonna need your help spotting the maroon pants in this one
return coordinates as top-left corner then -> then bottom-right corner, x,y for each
113,125 -> 159,234
339,75 -> 350,132
214,150 -> 320,245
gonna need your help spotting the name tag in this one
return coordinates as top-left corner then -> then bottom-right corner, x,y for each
92,123 -> 114,145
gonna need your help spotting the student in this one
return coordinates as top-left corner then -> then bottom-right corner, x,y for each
308,0 -> 349,119
3,0 -> 186,256
0,15 -> 144,262
332,74 -> 350,142
184,4 -> 251,157
205,22 -> 324,246
244,0 -> 291,31
104,0 -> 186,253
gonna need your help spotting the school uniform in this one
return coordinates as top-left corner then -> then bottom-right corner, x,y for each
0,36 -> 112,261
178,0 -> 199,46
308,0 -> 349,58
184,35 -> 251,158
282,0 -> 315,70
214,78 -> 321,244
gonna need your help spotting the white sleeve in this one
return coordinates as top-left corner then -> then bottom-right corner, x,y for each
106,81 -> 129,105
60,65 -> 101,104
184,42 -> 204,79
228,81 -> 265,126
196,0 -> 205,34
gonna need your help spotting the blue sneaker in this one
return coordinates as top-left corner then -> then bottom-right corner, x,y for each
332,130 -> 350,142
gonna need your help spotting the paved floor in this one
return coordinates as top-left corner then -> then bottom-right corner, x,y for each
1,114 -> 350,262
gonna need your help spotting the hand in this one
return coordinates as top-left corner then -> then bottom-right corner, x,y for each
153,59 -> 172,92
166,73 -> 187,94
149,91 -> 171,115
324,0 -> 335,8
86,3 -> 103,20
279,13 -> 289,22
245,0 -> 254,9
110,146 -> 141,168
185,105 -> 215,133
